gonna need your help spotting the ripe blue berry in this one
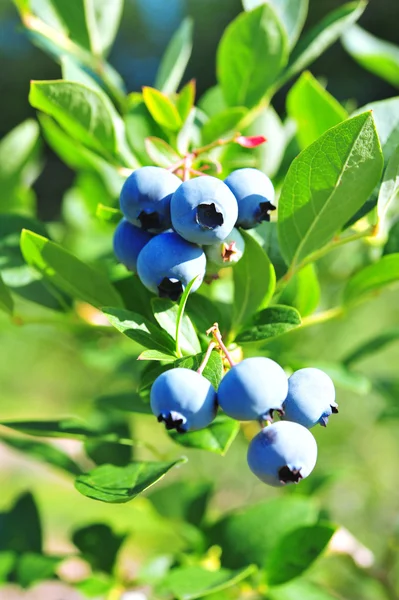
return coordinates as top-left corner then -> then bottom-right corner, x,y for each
150,368 -> 217,432
217,357 -> 288,421
137,231 -> 206,301
170,176 -> 238,245
113,219 -> 153,272
283,368 -> 338,428
205,228 -> 245,270
120,166 -> 181,232
224,168 -> 276,229
247,421 -> 318,487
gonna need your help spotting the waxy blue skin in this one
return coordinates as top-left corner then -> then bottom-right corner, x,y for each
283,368 -> 338,428
224,168 -> 275,229
120,166 -> 181,232
217,357 -> 288,421
113,219 -> 153,272
150,368 -> 217,432
171,176 -> 238,245
137,231 -> 206,301
247,421 -> 318,487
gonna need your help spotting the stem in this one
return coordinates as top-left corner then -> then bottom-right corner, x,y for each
206,323 -> 236,368
301,307 -> 345,328
197,341 -> 217,375
276,227 -> 376,293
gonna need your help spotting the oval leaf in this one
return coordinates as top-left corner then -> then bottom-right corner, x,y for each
377,145 -> 399,240
217,4 -> 288,108
344,253 -> 399,305
75,459 -> 186,503
169,415 -> 239,456
287,71 -> 348,150
232,230 -> 276,332
0,274 -> 13,315
235,305 -> 301,343
342,24 -> 399,88
142,87 -> 182,132
20,230 -> 123,309
278,112 -> 383,270
144,137 -> 180,168
201,108 -> 247,145
266,524 -> 336,586
155,17 -> 194,95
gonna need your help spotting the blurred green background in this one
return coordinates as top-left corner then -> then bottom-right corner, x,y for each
1,1 -> 399,598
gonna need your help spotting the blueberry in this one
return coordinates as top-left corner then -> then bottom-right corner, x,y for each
120,166 -> 181,232
283,368 -> 338,428
137,230 -> 206,301
224,168 -> 276,229
170,176 -> 238,245
113,219 -> 153,272
150,368 -> 217,432
247,421 -> 318,487
205,228 -> 245,270
217,357 -> 288,421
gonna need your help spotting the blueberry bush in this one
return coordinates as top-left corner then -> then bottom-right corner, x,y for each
1,0 -> 399,598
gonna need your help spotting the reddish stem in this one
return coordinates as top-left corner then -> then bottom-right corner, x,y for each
206,323 -> 236,368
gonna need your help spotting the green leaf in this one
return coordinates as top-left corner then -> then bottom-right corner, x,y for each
232,230 -> 276,332
169,415 -> 239,455
38,114 -> 124,197
125,95 -> 166,165
235,305 -> 301,343
75,459 -> 186,503
103,307 -> 176,354
207,497 -> 318,570
0,274 -> 13,315
287,71 -> 348,150
176,79 -> 196,122
95,392 -> 152,414
201,108 -> 247,144
175,350 -> 224,389
0,119 -> 40,188
342,328 -> 399,367
354,97 -> 399,163
1,418 -> 100,439
278,112 -> 383,270
0,434 -> 81,475
242,0 -> 309,49
155,17 -> 193,94
142,87 -> 182,132
342,25 -> 399,88
96,204 -> 122,224
73,523 -> 126,574
377,145 -> 399,241
20,230 -> 123,308
344,254 -> 399,305
277,1 -> 366,88
151,297 -> 201,357
16,553 -> 60,588
266,524 -> 336,586
0,493 -> 42,553
148,481 -> 213,526
158,565 -> 256,600
138,349 -> 177,362
269,580 -> 339,600
217,4 -> 288,108
84,0 -> 124,57
29,80 -> 118,156
144,137 -> 180,168
276,264 -> 320,316
254,222 -> 287,279
0,552 -> 15,583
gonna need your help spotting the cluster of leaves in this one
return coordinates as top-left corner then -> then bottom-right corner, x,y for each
0,486 -> 338,598
1,0 -> 399,597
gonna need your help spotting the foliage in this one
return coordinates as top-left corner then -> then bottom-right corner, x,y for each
1,0 -> 399,598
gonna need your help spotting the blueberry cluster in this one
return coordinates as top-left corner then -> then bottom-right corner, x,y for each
113,166 -> 276,301
151,360 -> 338,488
